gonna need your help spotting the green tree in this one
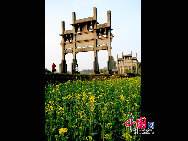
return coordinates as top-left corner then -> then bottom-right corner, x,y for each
45,68 -> 51,73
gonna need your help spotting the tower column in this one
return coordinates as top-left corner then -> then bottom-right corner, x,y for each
117,54 -> 119,74
71,33 -> 77,74
59,21 -> 67,73
136,53 -> 138,74
93,8 -> 99,74
71,12 -> 78,74
93,7 -> 97,28
93,39 -> 99,74
131,59 -> 133,73
135,61 -> 138,74
107,10 -> 112,74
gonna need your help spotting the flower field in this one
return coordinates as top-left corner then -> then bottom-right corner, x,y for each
45,76 -> 141,140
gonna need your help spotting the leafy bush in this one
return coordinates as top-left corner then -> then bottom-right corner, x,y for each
45,68 -> 51,73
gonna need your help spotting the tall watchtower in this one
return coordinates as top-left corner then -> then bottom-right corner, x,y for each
59,7 -> 114,74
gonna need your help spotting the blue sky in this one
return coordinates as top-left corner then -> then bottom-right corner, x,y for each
45,0 -> 141,72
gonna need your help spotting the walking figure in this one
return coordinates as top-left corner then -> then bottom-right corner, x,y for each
52,63 -> 56,73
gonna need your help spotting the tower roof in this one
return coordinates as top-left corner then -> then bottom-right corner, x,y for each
123,54 -> 132,57
70,17 -> 96,25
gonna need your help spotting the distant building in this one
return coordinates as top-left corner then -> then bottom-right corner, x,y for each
117,51 -> 138,74
80,69 -> 93,74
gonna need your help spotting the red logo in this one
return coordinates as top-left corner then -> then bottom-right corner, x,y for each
125,117 -> 146,129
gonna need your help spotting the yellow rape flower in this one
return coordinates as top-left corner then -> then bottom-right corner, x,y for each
55,135 -> 58,139
105,134 -> 110,139
86,136 -> 92,140
59,106 -> 64,111
89,95 -> 96,103
67,94 -> 72,100
133,94 -> 136,98
120,95 -> 124,100
122,132 -> 132,140
107,123 -> 112,128
49,101 -> 53,104
91,106 -> 95,112
59,128 -> 68,134
62,97 -> 66,100
49,106 -> 53,110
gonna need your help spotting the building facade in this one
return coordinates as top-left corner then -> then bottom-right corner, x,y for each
117,51 -> 138,74
59,7 -> 114,74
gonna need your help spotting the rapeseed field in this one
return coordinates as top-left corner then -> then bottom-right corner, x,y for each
45,76 -> 141,140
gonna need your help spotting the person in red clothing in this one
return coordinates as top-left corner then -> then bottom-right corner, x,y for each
52,63 -> 56,73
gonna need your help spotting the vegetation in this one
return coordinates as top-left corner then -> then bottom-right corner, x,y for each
45,68 -> 51,73
45,77 -> 141,140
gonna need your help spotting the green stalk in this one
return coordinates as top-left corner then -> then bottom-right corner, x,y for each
90,115 -> 91,134
92,114 -> 93,134
103,121 -> 104,141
